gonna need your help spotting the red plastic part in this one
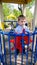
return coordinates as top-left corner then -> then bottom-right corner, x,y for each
10,36 -> 32,53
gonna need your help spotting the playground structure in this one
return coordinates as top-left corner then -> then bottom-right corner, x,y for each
0,28 -> 37,65
0,0 -> 37,65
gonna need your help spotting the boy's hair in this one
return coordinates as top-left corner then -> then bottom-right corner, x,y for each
18,15 -> 26,21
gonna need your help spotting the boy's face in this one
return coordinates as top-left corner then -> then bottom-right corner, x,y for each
18,18 -> 26,26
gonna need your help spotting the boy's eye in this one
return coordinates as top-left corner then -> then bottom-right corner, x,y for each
21,21 -> 23,22
21,21 -> 26,22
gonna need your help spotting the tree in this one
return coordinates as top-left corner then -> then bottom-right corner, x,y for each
26,8 -> 33,30
13,9 -> 21,18
26,8 -> 33,23
7,14 -> 17,20
2,3 -> 14,20
7,9 -> 21,20
26,0 -> 35,9
2,3 -> 21,20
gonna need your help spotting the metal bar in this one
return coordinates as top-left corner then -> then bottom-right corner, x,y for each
14,36 -> 17,65
21,34 -> 24,65
8,34 -> 12,65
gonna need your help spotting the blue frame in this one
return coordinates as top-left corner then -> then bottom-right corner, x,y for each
0,28 -> 37,65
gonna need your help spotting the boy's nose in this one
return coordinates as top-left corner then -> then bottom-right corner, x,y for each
23,22 -> 25,24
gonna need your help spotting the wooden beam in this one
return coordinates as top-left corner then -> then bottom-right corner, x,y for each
1,0 -> 32,4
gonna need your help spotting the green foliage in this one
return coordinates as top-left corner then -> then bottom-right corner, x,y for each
7,14 -> 17,20
2,3 -> 21,20
4,23 -> 9,28
3,3 -> 10,20
2,3 -> 14,20
13,9 -> 21,18
26,0 -> 35,9
2,2 -> 34,29
3,3 -> 10,16
26,8 -> 33,22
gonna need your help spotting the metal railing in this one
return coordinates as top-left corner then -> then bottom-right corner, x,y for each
0,28 -> 37,65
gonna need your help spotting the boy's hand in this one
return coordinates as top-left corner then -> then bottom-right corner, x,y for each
24,41 -> 27,44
